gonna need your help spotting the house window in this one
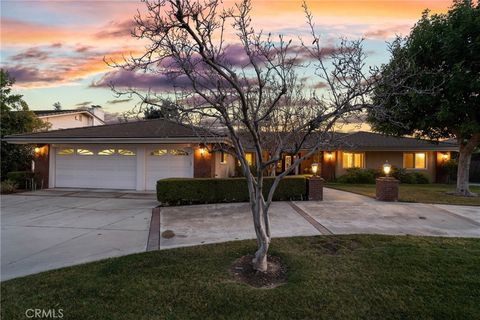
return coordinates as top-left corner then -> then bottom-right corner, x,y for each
57,148 -> 74,155
285,155 -> 292,170
77,148 -> 94,156
170,149 -> 189,156
118,149 -> 136,156
343,152 -> 364,168
404,152 -> 426,169
150,149 -> 168,156
245,152 -> 254,166
220,151 -> 227,164
98,149 -> 115,156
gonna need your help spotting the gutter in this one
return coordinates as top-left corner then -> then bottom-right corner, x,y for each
3,136 -> 231,145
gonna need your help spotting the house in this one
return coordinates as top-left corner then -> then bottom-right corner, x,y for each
33,107 -> 105,130
4,118 -> 457,191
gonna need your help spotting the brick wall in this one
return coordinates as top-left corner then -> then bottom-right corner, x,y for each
193,146 -> 215,178
34,145 -> 49,189
375,177 -> 399,201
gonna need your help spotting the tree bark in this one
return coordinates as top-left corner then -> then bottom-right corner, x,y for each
456,134 -> 480,196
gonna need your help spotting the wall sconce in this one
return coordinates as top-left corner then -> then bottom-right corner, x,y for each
198,144 -> 207,157
442,153 -> 449,161
34,147 -> 41,154
383,161 -> 392,177
326,152 -> 333,161
311,163 -> 319,176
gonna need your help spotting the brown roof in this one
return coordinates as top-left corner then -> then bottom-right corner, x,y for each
4,119 -> 457,151
336,131 -> 457,151
4,118 -> 225,143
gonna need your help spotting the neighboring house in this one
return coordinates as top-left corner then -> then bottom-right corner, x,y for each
4,119 -> 457,191
33,107 -> 105,130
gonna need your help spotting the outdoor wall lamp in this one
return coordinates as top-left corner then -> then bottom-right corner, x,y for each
326,152 -> 333,160
198,143 -> 207,157
442,153 -> 449,161
383,161 -> 392,177
311,163 -> 319,176
34,147 -> 41,154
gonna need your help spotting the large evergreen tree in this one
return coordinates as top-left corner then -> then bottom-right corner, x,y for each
0,69 -> 49,177
368,0 -> 480,196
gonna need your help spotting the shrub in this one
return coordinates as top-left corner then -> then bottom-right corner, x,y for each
391,167 -> 430,184
412,172 -> 430,184
0,180 -> 18,194
336,168 -> 379,184
5,171 -> 35,189
156,176 -> 307,205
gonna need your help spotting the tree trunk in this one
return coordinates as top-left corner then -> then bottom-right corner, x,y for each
456,134 -> 480,196
250,186 -> 271,272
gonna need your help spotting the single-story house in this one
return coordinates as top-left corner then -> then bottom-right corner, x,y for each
33,107 -> 105,130
4,118 -> 458,191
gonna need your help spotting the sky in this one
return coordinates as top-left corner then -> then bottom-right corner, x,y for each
0,0 -> 452,116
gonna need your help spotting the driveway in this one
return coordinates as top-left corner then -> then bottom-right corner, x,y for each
2,187 -> 479,280
159,188 -> 480,249
1,191 -> 157,281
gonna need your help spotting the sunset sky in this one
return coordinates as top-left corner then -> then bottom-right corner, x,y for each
1,0 -> 452,115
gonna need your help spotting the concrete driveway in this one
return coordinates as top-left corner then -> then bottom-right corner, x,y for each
2,187 -> 479,281
1,191 -> 157,281
159,188 -> 480,249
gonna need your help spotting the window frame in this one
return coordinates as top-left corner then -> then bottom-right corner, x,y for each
342,152 -> 365,169
403,152 -> 427,170
220,151 -> 227,164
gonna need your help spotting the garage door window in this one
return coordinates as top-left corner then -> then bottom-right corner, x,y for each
77,149 -> 94,156
151,149 -> 168,156
170,149 -> 189,156
118,149 -> 136,156
98,149 -> 115,156
57,148 -> 74,155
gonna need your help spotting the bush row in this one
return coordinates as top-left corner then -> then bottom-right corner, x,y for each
336,167 -> 429,184
157,176 -> 307,205
5,171 -> 35,189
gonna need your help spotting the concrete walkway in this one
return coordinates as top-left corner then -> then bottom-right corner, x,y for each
1,194 -> 157,281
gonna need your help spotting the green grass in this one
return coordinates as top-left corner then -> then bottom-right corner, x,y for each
2,235 -> 480,319
327,183 -> 480,206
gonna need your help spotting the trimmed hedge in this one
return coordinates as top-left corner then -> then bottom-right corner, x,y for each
336,167 -> 430,184
156,176 -> 307,205
5,171 -> 34,189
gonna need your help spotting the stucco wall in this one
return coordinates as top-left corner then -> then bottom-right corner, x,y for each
213,152 -> 235,178
42,113 -> 94,130
334,150 -> 437,182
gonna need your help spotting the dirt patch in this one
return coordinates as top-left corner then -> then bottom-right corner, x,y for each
230,255 -> 287,289
161,230 -> 175,239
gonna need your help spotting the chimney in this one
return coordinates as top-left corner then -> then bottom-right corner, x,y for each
90,105 -> 105,124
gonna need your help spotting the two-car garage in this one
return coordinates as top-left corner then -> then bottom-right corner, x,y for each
52,144 -> 193,190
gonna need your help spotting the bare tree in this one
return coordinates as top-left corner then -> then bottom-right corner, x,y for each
109,0 -> 378,271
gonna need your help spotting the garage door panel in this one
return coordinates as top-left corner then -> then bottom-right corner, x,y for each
55,148 -> 136,190
145,148 -> 193,190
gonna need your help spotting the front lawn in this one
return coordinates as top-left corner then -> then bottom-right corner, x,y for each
2,235 -> 480,319
327,183 -> 480,206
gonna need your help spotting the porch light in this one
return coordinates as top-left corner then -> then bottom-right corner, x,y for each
383,161 -> 392,176
442,153 -> 449,161
198,144 -> 206,156
34,147 -> 41,154
311,163 -> 319,176
326,152 -> 333,160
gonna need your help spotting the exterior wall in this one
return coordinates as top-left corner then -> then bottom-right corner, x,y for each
193,146 -> 215,178
41,113 -> 95,130
33,145 -> 49,189
334,150 -> 437,182
213,152 -> 235,178
321,151 -> 336,181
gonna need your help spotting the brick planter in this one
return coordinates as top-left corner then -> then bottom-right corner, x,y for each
308,177 -> 324,201
376,177 -> 399,202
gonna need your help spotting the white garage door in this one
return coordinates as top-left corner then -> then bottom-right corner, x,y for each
146,147 -> 193,190
55,146 -> 137,189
